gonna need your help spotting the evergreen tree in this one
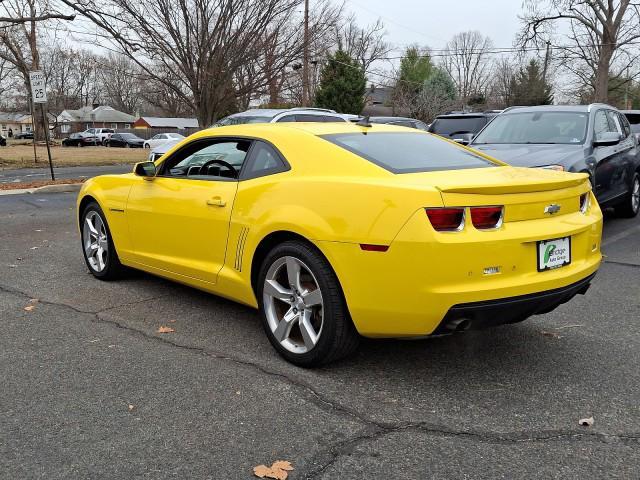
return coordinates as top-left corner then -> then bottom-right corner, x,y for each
398,46 -> 433,88
512,59 -> 553,106
315,50 -> 366,114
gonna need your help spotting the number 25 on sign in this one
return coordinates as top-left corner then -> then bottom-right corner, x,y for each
29,71 -> 47,103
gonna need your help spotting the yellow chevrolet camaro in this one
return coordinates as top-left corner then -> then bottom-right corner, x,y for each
77,123 -> 602,366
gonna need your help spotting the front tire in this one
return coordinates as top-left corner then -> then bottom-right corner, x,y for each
615,172 -> 640,218
257,241 -> 359,367
81,202 -> 125,280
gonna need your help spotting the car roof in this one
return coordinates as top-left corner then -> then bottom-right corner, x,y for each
196,122 -> 417,139
621,110 -> 640,114
370,116 -> 421,122
228,108 -> 339,118
501,104 -> 616,114
435,112 -> 495,118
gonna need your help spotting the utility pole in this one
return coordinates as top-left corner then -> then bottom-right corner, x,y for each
302,0 -> 310,107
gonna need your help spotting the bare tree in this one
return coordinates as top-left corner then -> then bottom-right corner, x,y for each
490,56 -> 517,108
335,15 -> 391,74
99,53 -> 144,114
60,0 -> 329,125
441,31 -> 494,105
519,0 -> 640,103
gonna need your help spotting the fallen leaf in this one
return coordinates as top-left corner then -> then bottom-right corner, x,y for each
168,319 -> 177,323
24,305 -> 35,312
157,326 -> 175,334
579,416 -> 594,427
272,461 -> 294,472
253,461 -> 294,479
128,404 -> 135,411
253,465 -> 272,478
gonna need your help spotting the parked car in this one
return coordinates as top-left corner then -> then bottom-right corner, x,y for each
15,131 -> 34,140
82,128 -> 115,145
78,122 -> 602,366
0,134 -> 6,146
143,133 -> 185,149
148,139 -> 181,162
621,110 -> 640,142
62,132 -> 99,147
214,107 -> 349,126
368,116 -> 429,130
106,133 -> 145,148
428,111 -> 500,143
470,104 -> 640,217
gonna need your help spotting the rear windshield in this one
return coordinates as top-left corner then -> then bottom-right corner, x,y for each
321,132 -> 496,173
429,117 -> 486,136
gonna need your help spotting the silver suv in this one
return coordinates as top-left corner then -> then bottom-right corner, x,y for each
214,108 -> 349,126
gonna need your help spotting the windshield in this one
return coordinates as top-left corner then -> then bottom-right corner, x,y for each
321,132 -> 496,174
473,111 -> 588,145
216,115 -> 274,126
430,117 -> 486,136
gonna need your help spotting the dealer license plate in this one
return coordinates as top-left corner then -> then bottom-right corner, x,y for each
537,237 -> 571,271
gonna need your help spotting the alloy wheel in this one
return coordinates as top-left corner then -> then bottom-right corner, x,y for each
632,177 -> 640,213
83,211 -> 109,272
263,256 -> 324,354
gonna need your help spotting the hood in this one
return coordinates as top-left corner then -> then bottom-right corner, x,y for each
469,143 -> 583,168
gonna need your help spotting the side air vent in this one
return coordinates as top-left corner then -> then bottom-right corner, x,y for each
235,227 -> 249,271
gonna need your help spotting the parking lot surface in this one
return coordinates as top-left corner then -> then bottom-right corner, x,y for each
0,192 -> 639,479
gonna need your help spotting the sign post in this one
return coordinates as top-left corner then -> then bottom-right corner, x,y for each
29,71 -> 55,181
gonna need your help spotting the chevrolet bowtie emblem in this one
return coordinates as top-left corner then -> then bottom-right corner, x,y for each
544,204 -> 561,215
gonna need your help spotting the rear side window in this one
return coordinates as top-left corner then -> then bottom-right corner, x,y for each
624,113 -> 640,132
321,132 -> 496,174
429,117 -> 486,136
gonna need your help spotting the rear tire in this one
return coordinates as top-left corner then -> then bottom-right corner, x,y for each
80,202 -> 125,280
257,240 -> 359,367
615,173 -> 640,218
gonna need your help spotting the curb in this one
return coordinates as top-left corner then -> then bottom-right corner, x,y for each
0,183 -> 82,196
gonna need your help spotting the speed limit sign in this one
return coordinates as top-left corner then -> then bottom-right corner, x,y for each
29,71 -> 47,103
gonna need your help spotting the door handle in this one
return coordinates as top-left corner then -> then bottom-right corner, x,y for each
206,197 -> 226,207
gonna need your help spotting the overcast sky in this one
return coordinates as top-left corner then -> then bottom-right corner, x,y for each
343,0 -> 524,52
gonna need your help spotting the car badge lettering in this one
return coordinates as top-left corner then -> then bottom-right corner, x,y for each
544,204 -> 561,215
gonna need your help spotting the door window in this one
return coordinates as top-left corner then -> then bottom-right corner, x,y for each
160,139 -> 251,180
607,110 -> 623,136
276,115 -> 297,123
593,110 -> 616,141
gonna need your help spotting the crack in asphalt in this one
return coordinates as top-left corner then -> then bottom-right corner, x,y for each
1,281 -> 639,479
604,260 -> 640,269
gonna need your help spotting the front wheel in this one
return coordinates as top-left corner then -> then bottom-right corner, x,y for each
81,202 -> 125,280
257,241 -> 359,367
615,172 -> 640,218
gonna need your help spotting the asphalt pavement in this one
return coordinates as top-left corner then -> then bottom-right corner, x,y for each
0,165 -> 131,184
0,193 -> 639,479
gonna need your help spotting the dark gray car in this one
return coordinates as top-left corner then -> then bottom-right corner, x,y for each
470,104 -> 640,216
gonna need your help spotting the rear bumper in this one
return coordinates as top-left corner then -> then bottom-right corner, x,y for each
432,272 -> 595,334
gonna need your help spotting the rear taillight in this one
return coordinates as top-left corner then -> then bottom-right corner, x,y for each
470,206 -> 503,229
579,193 -> 590,213
425,208 -> 465,231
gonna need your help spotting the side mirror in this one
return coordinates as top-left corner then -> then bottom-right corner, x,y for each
593,131 -> 622,147
453,133 -> 475,145
134,161 -> 156,179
